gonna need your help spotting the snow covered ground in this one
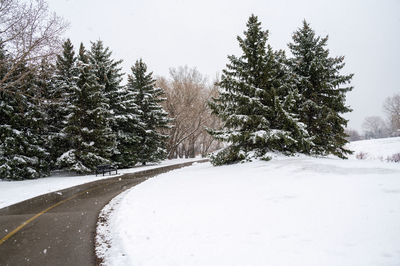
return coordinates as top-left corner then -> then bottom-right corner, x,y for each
0,158 -> 200,209
347,136 -> 400,160
98,138 -> 400,266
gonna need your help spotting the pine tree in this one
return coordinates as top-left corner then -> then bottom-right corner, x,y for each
0,45 -> 49,180
57,43 -> 114,173
208,15 -> 311,165
127,59 -> 170,165
88,41 -> 123,104
110,85 -> 141,168
288,20 -> 353,158
47,39 -> 78,168
88,40 -> 132,166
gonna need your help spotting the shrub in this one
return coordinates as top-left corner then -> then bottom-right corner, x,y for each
210,146 -> 246,166
386,153 -> 400,163
356,152 -> 368,160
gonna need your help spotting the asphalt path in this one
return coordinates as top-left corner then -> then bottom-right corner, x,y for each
0,160 -> 207,266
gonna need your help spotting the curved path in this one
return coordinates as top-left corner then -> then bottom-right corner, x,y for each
0,160 -> 207,265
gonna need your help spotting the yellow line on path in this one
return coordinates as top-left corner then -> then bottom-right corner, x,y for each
0,162 -> 190,246
0,186 -> 100,246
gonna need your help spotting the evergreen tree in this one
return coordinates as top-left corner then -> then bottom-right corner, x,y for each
208,15 -> 311,165
127,59 -> 170,165
110,86 -> 141,167
88,40 -> 123,107
0,45 -> 49,180
288,20 -> 353,158
47,39 -> 78,168
88,40 -> 131,166
57,43 -> 114,173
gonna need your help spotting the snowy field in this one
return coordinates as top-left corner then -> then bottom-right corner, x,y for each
347,136 -> 400,161
0,158 -> 200,209
97,138 -> 400,266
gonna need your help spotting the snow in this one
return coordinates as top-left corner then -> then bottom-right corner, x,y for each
98,138 -> 400,266
0,158 -> 200,209
346,137 -> 400,161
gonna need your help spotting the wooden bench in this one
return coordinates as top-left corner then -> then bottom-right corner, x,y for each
95,164 -> 118,176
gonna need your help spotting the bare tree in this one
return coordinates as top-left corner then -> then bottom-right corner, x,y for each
344,128 -> 362,141
158,66 -> 221,159
383,93 -> 400,136
198,82 -> 222,156
362,116 -> 389,139
0,0 -> 67,94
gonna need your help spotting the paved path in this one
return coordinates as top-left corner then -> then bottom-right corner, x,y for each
0,160 -> 207,266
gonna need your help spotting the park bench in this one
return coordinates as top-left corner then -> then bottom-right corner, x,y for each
95,164 -> 118,176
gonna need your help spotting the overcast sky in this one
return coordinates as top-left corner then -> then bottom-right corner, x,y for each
47,0 -> 400,131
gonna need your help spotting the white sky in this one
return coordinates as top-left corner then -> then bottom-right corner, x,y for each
48,0 -> 400,131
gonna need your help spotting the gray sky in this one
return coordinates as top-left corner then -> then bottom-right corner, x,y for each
48,0 -> 400,131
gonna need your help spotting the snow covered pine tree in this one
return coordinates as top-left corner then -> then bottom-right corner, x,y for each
47,39 -> 78,169
288,20 -> 353,158
127,59 -> 170,165
88,40 -> 139,168
57,44 -> 114,173
208,14 -> 312,165
0,45 -> 49,180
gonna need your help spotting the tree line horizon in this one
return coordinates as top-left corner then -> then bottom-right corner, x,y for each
1,0 -> 398,180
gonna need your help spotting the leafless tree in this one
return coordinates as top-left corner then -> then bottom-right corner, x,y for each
0,0 -> 67,94
383,93 -> 400,136
157,66 -> 221,159
362,116 -> 389,139
344,128 -> 362,141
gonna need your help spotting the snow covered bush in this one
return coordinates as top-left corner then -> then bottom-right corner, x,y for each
356,152 -> 368,160
386,153 -> 400,163
209,146 -> 247,166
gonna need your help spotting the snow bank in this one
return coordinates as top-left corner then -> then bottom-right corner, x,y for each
346,136 -> 400,160
0,158 -> 200,209
100,155 -> 400,266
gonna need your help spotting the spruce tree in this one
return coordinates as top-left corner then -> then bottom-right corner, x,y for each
288,20 -> 353,158
47,39 -> 78,168
57,43 -> 114,173
88,40 -> 131,166
110,85 -> 141,168
0,45 -> 49,180
88,40 -> 123,104
127,59 -> 170,165
208,15 -> 311,165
